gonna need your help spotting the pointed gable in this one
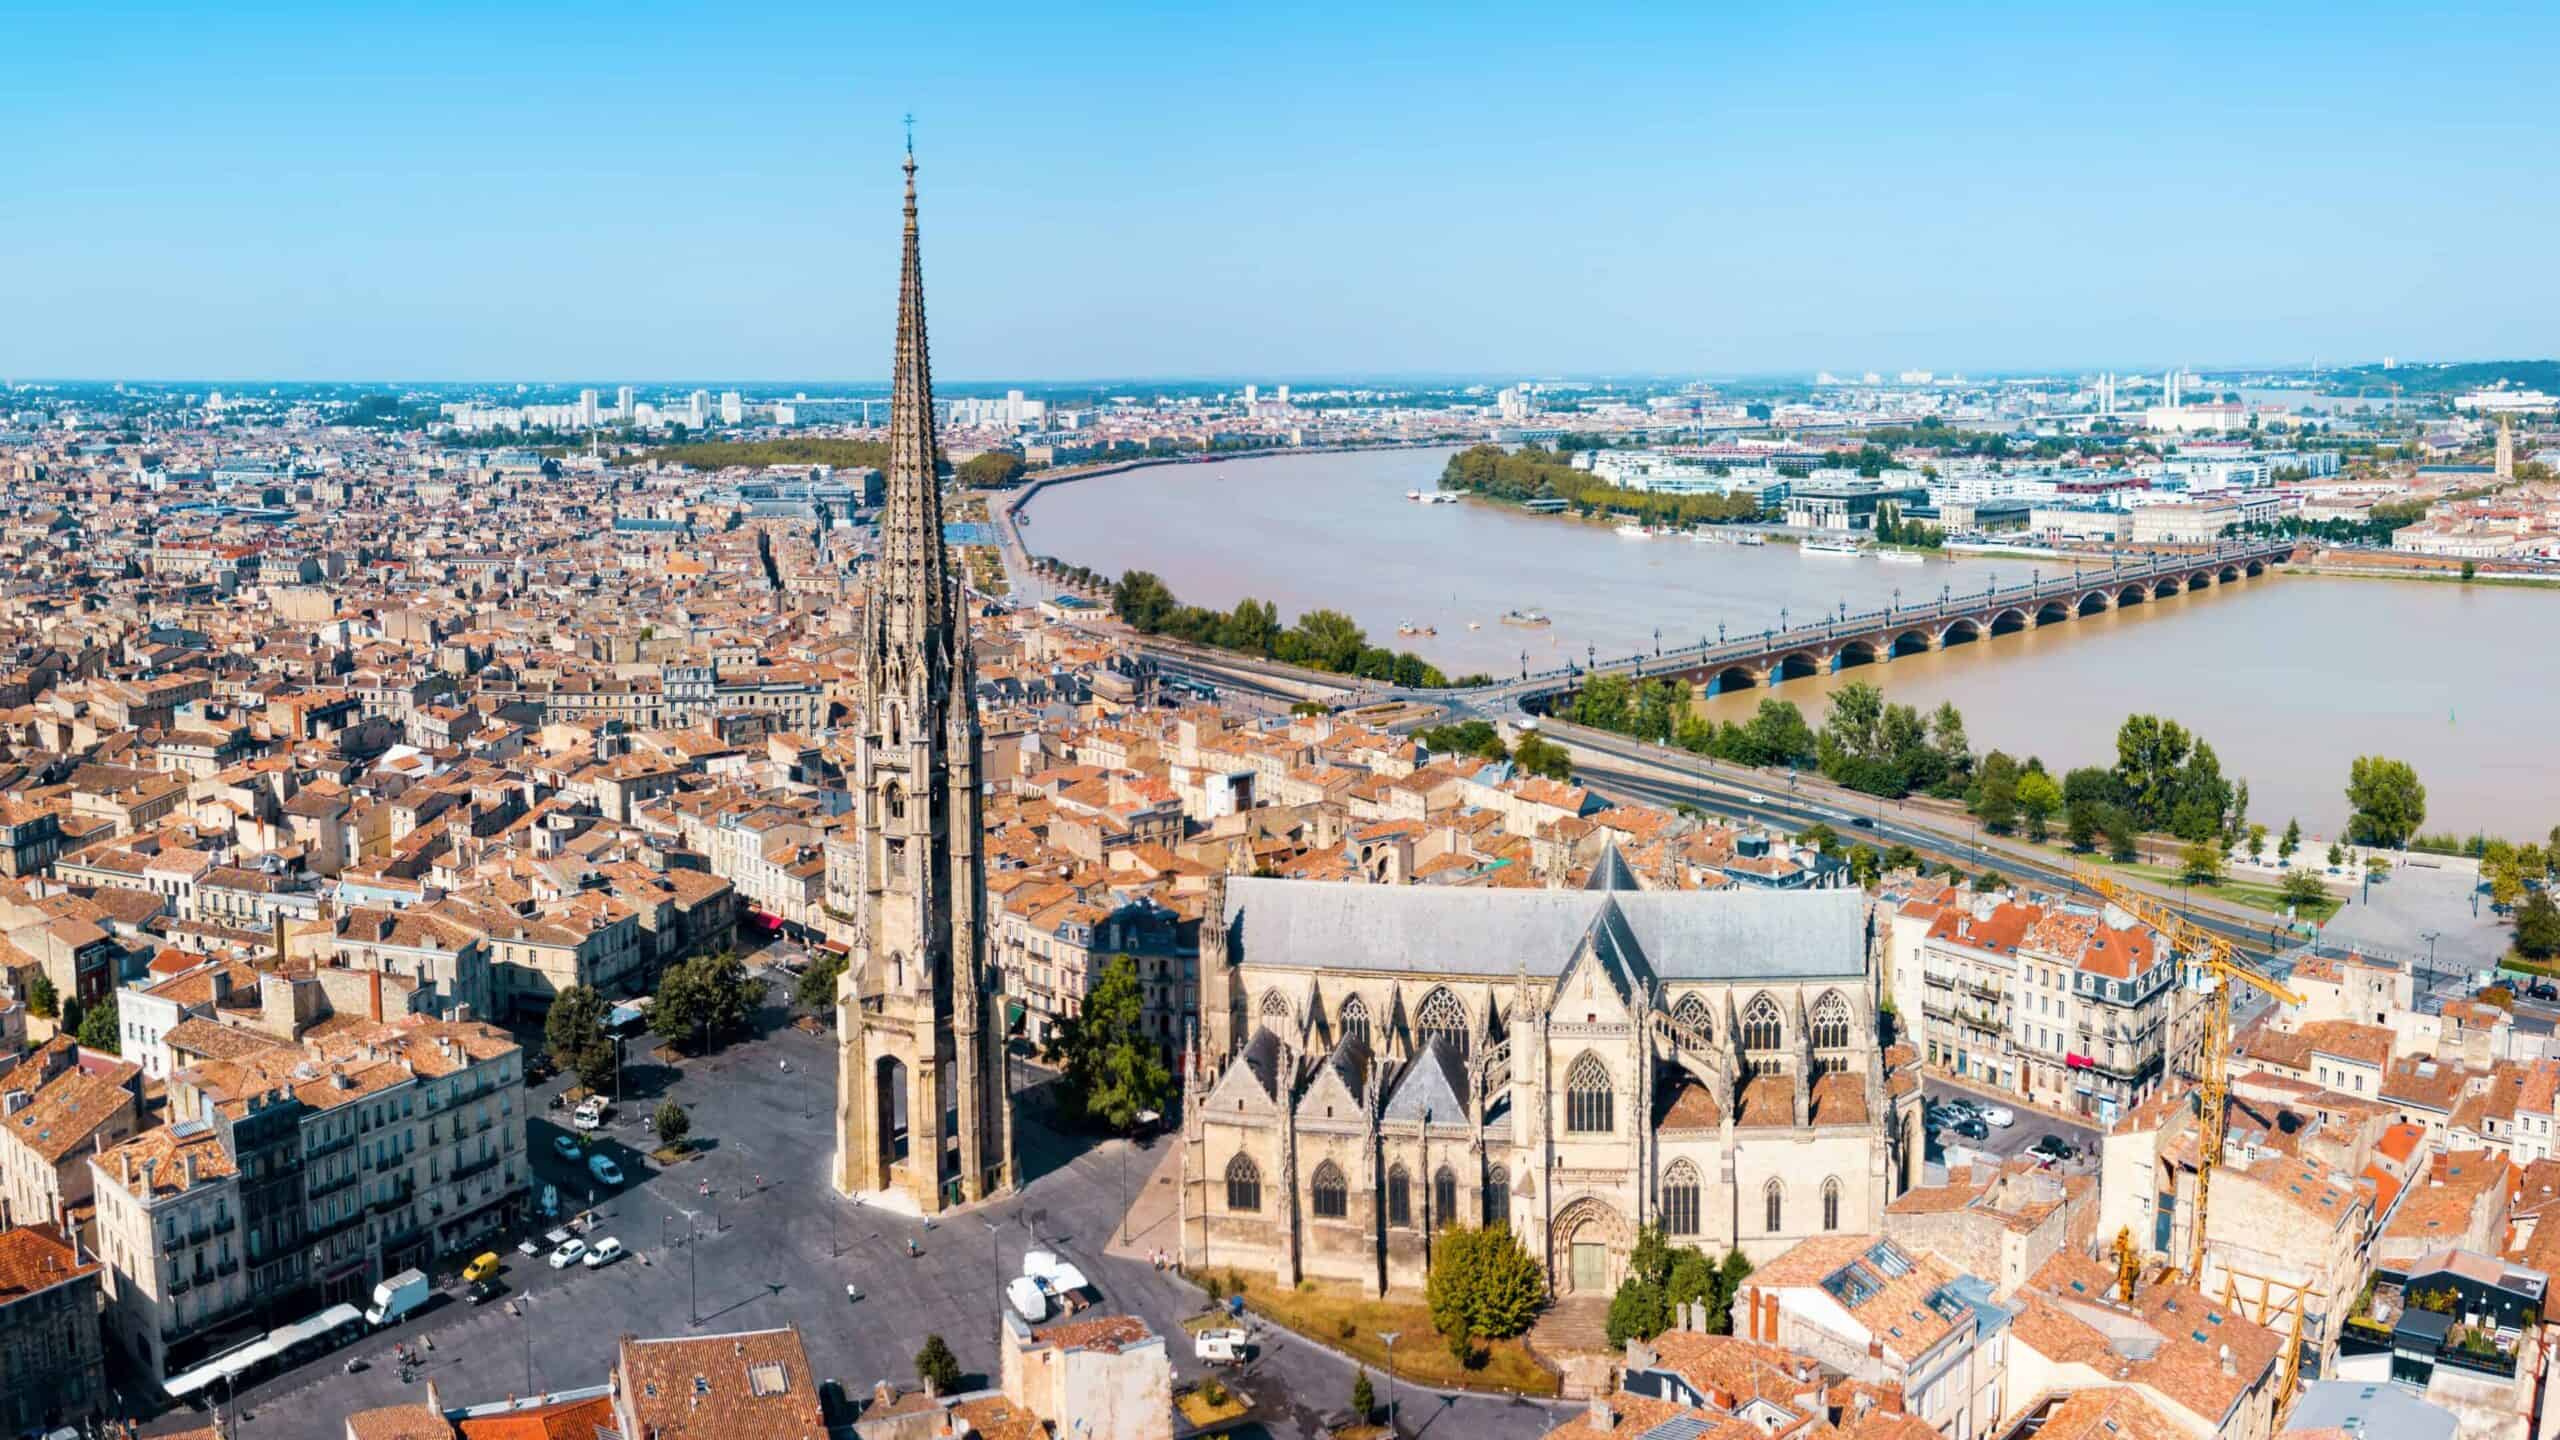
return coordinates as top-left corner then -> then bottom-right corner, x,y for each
1383,1038 -> 1470,1126
1551,895 -> 1652,1022
1203,1027 -> 1285,1117
1296,1032 -> 1372,1125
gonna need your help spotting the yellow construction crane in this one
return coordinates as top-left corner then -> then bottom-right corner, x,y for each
2077,866 -> 2301,1286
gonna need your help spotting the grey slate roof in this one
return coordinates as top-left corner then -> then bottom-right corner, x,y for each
1383,1039 -> 1469,1125
1222,876 -> 1866,982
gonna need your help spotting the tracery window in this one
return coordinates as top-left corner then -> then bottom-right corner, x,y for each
1765,1178 -> 1786,1234
1225,1154 -> 1260,1213
1662,1160 -> 1701,1236
1311,1162 -> 1347,1219
1566,1054 -> 1614,1134
1822,1176 -> 1842,1232
1742,995 -> 1783,1052
1417,987 -> 1468,1058
1339,994 -> 1371,1046
1387,1164 -> 1412,1227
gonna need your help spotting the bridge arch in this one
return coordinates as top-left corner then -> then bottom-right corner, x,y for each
2076,590 -> 2112,615
1772,651 -> 1826,684
1988,608 -> 2031,637
1891,630 -> 1935,658
2035,599 -> 2073,625
2150,576 -> 2184,597
2244,558 -> 2267,577
1708,665 -> 1761,695
2186,570 -> 2214,589
2117,584 -> 2148,607
1834,639 -> 1882,670
2217,564 -> 2242,583
1938,617 -> 1983,648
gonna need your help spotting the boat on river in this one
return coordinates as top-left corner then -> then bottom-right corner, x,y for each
1614,523 -> 1651,539
1501,609 -> 1552,628
1802,536 -> 1866,556
1878,549 -> 1925,565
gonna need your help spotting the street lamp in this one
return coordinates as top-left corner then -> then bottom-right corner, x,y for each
1718,622 -> 1726,646
1653,626 -> 1661,657
1377,1329 -> 1401,1429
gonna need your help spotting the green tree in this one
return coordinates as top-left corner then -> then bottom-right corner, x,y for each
654,1100 -> 691,1149
2181,840 -> 2226,886
1042,955 -> 1172,1131
1605,1275 -> 1668,1349
2279,818 -> 2301,863
1424,1224 -> 1546,1345
76,993 -> 119,1053
2065,799 -> 2102,853
653,951 -> 757,1054
2280,871 -> 2328,911
545,984 -> 619,1091
1514,732 -> 1573,782
2517,890 -> 2560,960
1971,751 -> 2020,834
795,951 -> 846,1014
2102,805 -> 2141,864
1220,597 -> 1282,657
25,974 -> 55,1022
915,1334 -> 961,1396
57,997 -> 80,1039
2016,771 -> 2063,844
2246,823 -> 2268,863
1737,698 -> 1817,769
2345,756 -> 2427,848
1110,570 -> 1178,632
1352,1370 -> 1376,1420
2114,714 -> 2194,829
1284,608 -> 1368,672
956,450 -> 1027,488
2327,840 -> 2346,867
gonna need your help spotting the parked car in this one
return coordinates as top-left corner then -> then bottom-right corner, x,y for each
2029,1135 -> 2078,1162
553,1134 -> 582,1160
1979,1105 -> 2016,1128
583,1237 -> 625,1268
463,1252 -> 502,1285
548,1238 -> 587,1270
1947,1117 -> 1989,1141
588,1154 -> 625,1186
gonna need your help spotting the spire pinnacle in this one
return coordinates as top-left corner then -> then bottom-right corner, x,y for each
878,139 -> 948,655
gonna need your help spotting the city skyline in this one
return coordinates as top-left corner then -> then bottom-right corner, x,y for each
9,3 -> 2560,381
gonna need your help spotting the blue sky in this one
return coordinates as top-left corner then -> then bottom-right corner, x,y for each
4,1 -> 2554,383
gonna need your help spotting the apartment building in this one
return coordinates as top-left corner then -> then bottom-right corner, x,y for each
0,1223 -> 106,1436
1735,1234 -> 2006,1440
91,1013 -> 523,1382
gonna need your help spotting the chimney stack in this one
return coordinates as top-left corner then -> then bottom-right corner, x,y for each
1585,1397 -> 1616,1432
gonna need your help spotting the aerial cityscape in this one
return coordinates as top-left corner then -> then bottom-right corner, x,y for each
6,6 -> 2560,1440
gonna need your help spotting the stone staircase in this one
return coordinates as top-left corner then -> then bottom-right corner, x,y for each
1524,1297 -> 1617,1399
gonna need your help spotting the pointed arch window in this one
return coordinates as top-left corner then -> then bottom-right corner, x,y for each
1387,1164 -> 1413,1228
1484,1166 -> 1510,1230
1224,1154 -> 1261,1213
1765,1178 -> 1786,1234
1259,989 -> 1292,1022
1822,1176 -> 1842,1232
884,782 -> 906,823
1417,987 -> 1468,1059
1566,1053 -> 1614,1134
1311,1161 -> 1347,1220
1811,991 -> 1852,1051
1339,994 -> 1371,1047
1674,992 -> 1713,1044
1433,1166 -> 1458,1231
1742,995 -> 1783,1053
1662,1160 -> 1702,1236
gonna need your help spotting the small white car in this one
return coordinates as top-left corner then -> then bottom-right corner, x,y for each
1980,1105 -> 2016,1128
1006,1275 -> 1047,1321
583,1237 -> 625,1269
548,1238 -> 587,1270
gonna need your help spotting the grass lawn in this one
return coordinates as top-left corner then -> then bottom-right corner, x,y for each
1175,1382 -> 1250,1427
2063,853 -> 2341,925
1224,1271 -> 1558,1397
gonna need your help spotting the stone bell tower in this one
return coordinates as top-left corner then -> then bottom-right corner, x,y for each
833,144 -> 1012,1212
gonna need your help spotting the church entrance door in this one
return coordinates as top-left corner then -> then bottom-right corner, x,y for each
1572,1241 -> 1606,1293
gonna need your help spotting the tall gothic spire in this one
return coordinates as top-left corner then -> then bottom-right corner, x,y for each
878,147 -> 948,650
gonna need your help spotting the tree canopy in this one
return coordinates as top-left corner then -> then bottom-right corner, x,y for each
1108,571 -> 1450,688
544,985 -> 620,1092
2345,756 -> 2427,848
1425,1224 -> 1546,1346
653,951 -> 759,1053
1042,955 -> 1171,1132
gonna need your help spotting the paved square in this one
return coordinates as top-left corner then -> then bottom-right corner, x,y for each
197,1003 -> 1578,1440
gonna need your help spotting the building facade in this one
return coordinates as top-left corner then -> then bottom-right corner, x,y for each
1183,864 -> 1921,1298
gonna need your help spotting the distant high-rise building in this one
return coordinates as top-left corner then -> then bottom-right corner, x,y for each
2497,416 -> 2515,479
720,391 -> 744,425
1275,384 -> 1289,405
688,390 -> 709,427
616,385 -> 635,420
579,389 -> 600,427
1243,384 -> 1258,408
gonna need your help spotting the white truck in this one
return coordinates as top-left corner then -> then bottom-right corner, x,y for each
364,1268 -> 430,1327
1194,1328 -> 1251,1365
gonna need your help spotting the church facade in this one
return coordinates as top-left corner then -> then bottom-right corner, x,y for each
1182,858 -> 1922,1297
831,151 -> 1012,1214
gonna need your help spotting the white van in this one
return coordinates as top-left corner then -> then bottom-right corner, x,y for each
583,1237 -> 626,1268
